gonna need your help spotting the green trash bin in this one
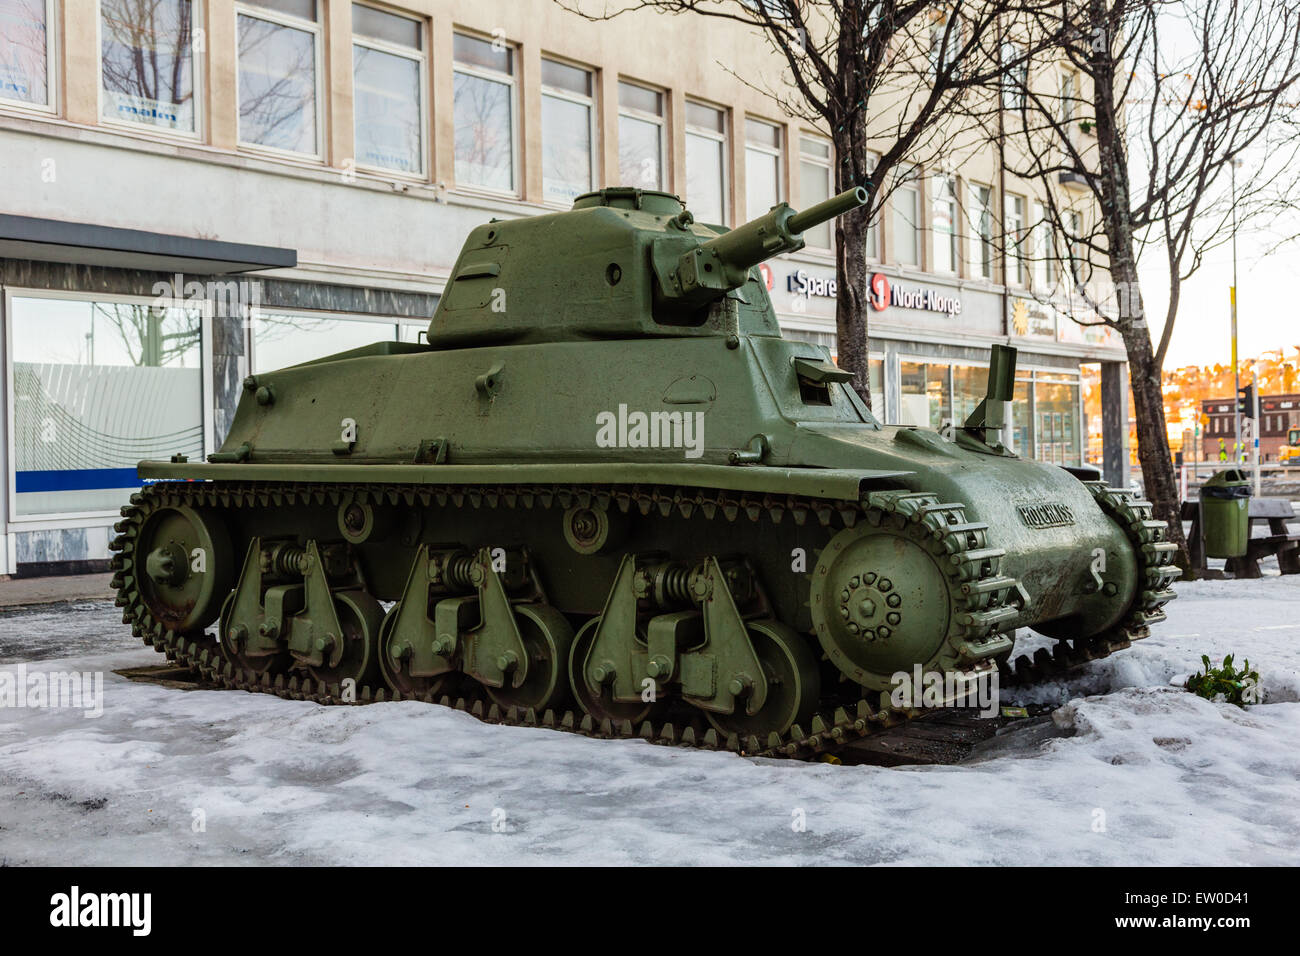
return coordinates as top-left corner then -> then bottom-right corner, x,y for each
1200,468 -> 1251,558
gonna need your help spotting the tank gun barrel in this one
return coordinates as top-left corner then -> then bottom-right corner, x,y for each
787,186 -> 870,235
663,187 -> 868,307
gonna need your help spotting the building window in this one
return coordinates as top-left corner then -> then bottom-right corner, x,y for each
100,0 -> 197,133
864,150 -> 881,259
0,0 -> 53,109
684,100 -> 727,225
1002,41 -> 1026,111
967,182 -> 993,278
453,33 -> 516,193
929,11 -> 961,77
352,5 -> 424,176
252,311 -> 427,374
1005,192 -> 1026,285
931,173 -> 958,273
1033,200 -> 1056,289
617,80 -> 664,189
237,0 -> 321,156
541,58 -> 595,206
893,173 -> 921,267
7,293 -> 204,518
745,118 -> 783,220
1065,209 -> 1083,283
799,134 -> 833,248
1059,69 -> 1076,125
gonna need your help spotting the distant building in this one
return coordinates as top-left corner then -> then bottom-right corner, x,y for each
1202,394 -> 1300,461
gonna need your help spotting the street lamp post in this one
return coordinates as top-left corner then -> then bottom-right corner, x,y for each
1231,157 -> 1242,467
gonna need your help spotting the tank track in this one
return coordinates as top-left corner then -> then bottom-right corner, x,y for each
998,482 -> 1180,685
109,478 -> 1150,761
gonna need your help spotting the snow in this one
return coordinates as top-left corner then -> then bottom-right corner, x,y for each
1,578 -> 1298,865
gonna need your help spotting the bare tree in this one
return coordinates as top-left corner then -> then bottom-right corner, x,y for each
988,0 -> 1300,571
557,0 -> 1052,409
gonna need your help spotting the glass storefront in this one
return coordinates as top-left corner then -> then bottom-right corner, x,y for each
899,361 -> 950,431
1034,373 -> 1082,465
8,294 -> 204,517
896,360 -> 1081,466
251,312 -> 427,373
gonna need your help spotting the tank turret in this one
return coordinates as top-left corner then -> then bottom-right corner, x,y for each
428,186 -> 866,347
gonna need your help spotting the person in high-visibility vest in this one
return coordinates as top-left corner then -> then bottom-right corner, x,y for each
1218,438 -> 1227,462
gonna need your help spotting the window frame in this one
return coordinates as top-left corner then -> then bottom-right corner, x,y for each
1004,191 -> 1027,286
452,30 -> 520,197
743,115 -> 784,221
351,4 -> 427,179
616,78 -> 667,191
2,286 -> 214,526
967,181 -> 994,280
1001,40 -> 1027,112
1032,199 -> 1056,290
1059,68 -> 1076,125
930,172 -> 958,274
539,54 -> 597,208
0,0 -> 59,115
892,172 -> 922,268
683,97 -> 729,226
96,0 -> 205,142
233,0 -> 326,161
798,132 -> 834,249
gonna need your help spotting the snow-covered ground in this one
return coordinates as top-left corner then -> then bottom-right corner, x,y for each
1,578 -> 1297,866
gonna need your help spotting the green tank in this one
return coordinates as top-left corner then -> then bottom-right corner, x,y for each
111,185 -> 1178,757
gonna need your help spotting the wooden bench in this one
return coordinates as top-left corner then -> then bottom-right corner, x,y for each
1182,496 -> 1300,579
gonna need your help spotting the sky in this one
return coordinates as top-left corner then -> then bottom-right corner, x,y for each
1142,207 -> 1300,370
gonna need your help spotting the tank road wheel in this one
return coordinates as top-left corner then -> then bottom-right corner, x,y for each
137,505 -> 234,634
705,622 -> 821,739
218,591 -> 290,677
568,618 -> 657,724
377,602 -> 459,698
306,589 -> 385,690
484,605 -> 574,713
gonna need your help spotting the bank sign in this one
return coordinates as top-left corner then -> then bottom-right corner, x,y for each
784,268 -> 961,317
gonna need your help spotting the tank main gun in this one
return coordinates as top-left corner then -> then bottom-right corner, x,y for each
657,186 -> 869,309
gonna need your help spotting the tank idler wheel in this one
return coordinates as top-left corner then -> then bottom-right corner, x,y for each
377,601 -> 460,698
137,504 -> 235,633
218,591 -> 291,677
484,605 -> 574,714
705,621 -> 821,739
568,618 -> 659,724
305,589 -> 385,691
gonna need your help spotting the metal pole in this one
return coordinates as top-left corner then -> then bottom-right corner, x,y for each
1253,386 -> 1262,494
1231,158 -> 1241,465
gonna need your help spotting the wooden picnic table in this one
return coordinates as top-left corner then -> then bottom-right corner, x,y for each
1181,496 -> 1300,579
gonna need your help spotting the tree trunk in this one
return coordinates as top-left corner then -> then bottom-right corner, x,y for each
1112,262 -> 1193,575
834,206 -> 872,408
832,110 -> 873,409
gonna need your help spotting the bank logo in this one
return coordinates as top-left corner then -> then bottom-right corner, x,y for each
596,404 -> 705,459
1017,502 -> 1076,529
869,272 -> 891,311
